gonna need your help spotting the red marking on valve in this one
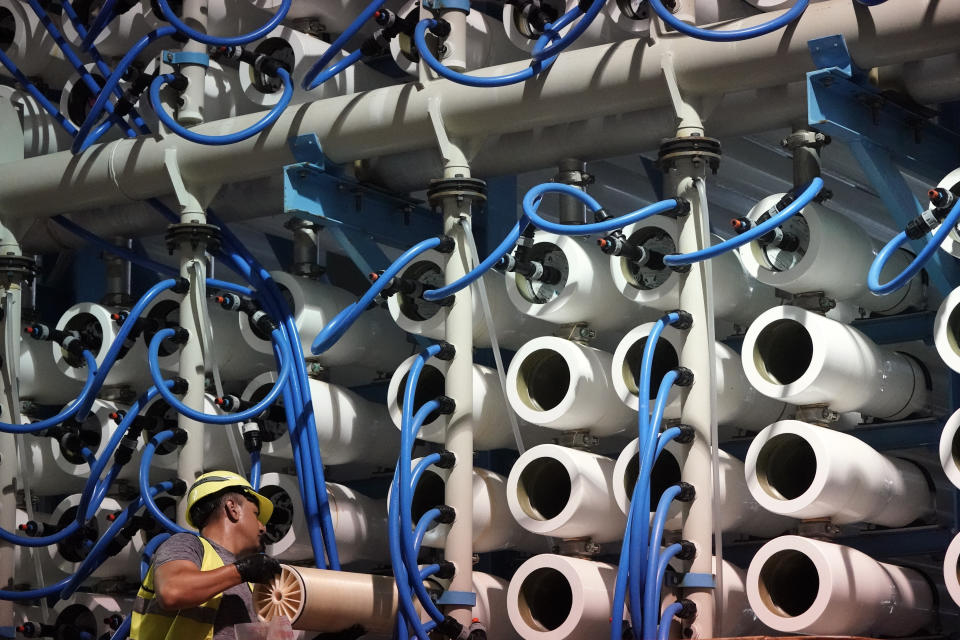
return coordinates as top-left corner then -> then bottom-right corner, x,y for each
597,238 -> 608,248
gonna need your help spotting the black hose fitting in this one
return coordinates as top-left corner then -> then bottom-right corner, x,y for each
676,539 -> 696,561
673,366 -> 694,387
169,479 -> 188,497
215,395 -> 243,411
668,309 -> 693,330
436,450 -> 456,469
172,277 -> 190,294
676,481 -> 696,502
436,396 -> 456,415
214,293 -> 242,311
170,428 -> 189,447
673,424 -> 695,444
592,207 -> 612,223
168,72 -> 189,93
437,505 -> 456,524
251,310 -> 279,335
169,326 -> 189,345
429,18 -> 452,39
436,616 -> 463,640
435,341 -> 456,361
668,198 -> 691,218
435,234 -> 456,254
434,295 -> 455,308
436,561 -> 456,579
170,377 -> 189,394
242,422 -> 262,453
676,599 -> 697,619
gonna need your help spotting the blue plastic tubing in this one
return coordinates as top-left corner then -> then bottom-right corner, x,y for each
0,48 -> 78,135
647,0 -> 808,42
0,350 -> 97,434
301,0 -> 386,90
658,602 -> 683,640
643,485 -> 684,639
148,68 -> 294,145
868,197 -> 960,295
154,0 -> 290,46
139,430 -> 192,535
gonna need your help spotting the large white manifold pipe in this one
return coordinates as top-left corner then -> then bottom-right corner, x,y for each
46,494 -> 143,579
610,322 -> 789,435
402,458 -> 541,553
746,535 -> 933,636
741,305 -> 929,420
241,371 -> 398,467
506,554 -> 618,640
238,271 -> 408,373
506,336 -> 634,436
504,232 -> 653,334
609,218 -> 777,327
387,352 -> 522,450
507,444 -> 625,543
737,196 -> 923,315
259,473 -> 387,564
386,252 -> 553,350
145,290 -> 273,380
612,437 -> 793,537
745,420 -> 933,527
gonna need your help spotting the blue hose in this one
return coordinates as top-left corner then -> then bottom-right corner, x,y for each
389,468 -> 433,640
153,0 -> 291,46
140,533 -> 170,581
79,0 -> 117,51
249,451 -> 261,489
643,485 -> 683,640
657,602 -> 683,640
0,350 -> 98,433
528,0 -> 604,61
411,453 -> 443,492
413,508 -> 441,552
301,0 -> 386,91
663,177 -> 824,267
867,197 -> 960,295
647,0 -> 808,41
139,430 -> 191,535
109,611 -> 132,640
148,68 -> 294,145
421,222 -> 522,302
0,49 -> 78,136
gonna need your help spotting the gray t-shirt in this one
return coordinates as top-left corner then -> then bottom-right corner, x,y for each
152,532 -> 256,640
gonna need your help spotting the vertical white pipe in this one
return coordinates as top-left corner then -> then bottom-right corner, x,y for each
178,0 -> 207,124
0,251 -> 19,631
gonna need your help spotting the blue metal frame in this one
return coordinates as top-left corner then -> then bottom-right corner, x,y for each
283,134 -> 440,276
807,35 -> 960,295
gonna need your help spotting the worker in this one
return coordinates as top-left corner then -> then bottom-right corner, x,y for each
130,470 -> 283,640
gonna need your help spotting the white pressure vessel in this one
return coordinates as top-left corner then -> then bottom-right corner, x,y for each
46,494 -> 143,579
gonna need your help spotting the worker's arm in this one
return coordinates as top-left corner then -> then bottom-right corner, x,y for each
153,560 -> 243,611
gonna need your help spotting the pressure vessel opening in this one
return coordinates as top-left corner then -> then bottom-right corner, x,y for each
517,567 -> 573,632
623,227 -> 674,290
756,433 -> 816,500
251,37 -> 294,94
259,484 -> 295,544
514,242 -> 568,304
397,365 -> 445,425
624,449 -> 682,510
0,8 -> 14,52
61,312 -> 103,368
757,549 -> 820,617
410,469 -> 446,529
397,260 -> 444,322
58,411 -> 103,465
54,604 -> 97,640
517,457 -> 571,521
622,336 -> 678,398
56,505 -> 98,563
753,318 -> 813,385
143,399 -> 180,455
66,73 -> 107,127
516,348 -> 571,412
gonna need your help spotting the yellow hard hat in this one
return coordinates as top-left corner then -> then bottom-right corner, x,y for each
185,470 -> 273,528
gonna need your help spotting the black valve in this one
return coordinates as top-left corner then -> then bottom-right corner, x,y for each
436,396 -> 456,415
676,599 -> 697,619
170,377 -> 189,394
905,186 -> 960,240
673,366 -> 694,387
676,539 -> 696,561
668,309 -> 693,330
436,450 -> 456,469
436,616 -> 463,640
436,341 -> 456,361
673,423 -> 696,444
436,561 -> 456,579
676,481 -> 696,502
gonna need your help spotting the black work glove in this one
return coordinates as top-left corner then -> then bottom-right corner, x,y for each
234,553 -> 281,583
312,625 -> 365,640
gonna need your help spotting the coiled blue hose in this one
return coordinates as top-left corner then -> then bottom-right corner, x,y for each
647,0 -> 808,42
0,350 -> 97,434
153,0 -> 292,46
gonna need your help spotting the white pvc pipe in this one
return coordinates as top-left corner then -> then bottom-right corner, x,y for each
738,196 -> 923,315
0,86 -> 74,158
240,26 -> 389,107
21,430 -> 86,495
259,473 -> 387,564
741,305 -> 928,419
610,322 -> 789,434
609,220 -> 777,326
60,0 -> 160,56
386,251 -> 553,350
238,271 -> 408,372
944,531 -> 960,607
242,371 -> 399,466
400,458 -> 541,553
507,444 -> 625,543
745,420 -> 932,527
662,558 -> 767,638
46,495 -> 143,579
939,408 -> 960,489
506,554 -> 619,639
144,290 -> 273,379
506,336 -> 634,435
138,392 -> 244,472
17,336 -> 83,404
612,437 -> 793,537
53,302 -> 153,388
934,285 -> 960,374
470,572 -> 522,640
746,535 -> 933,637
45,399 -> 142,484
387,353 -> 519,451
504,232 -> 653,333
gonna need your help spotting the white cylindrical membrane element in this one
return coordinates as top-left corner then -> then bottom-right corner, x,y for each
144,290 -> 273,380
745,420 -> 932,526
60,0 -> 161,56
403,458 -> 538,553
138,393 -> 244,472
390,0 -> 516,76
507,444 -> 624,542
0,86 -> 75,157
612,438 -> 793,537
386,251 -> 553,350
609,218 -> 776,326
741,305 -> 929,419
746,535 -> 934,636
737,195 -> 923,315
611,322 -> 788,432
18,336 -> 84,403
941,408 -> 960,489
254,565 -> 410,635
387,353 -> 519,450
934,285 -> 960,374
240,26 -> 389,107
506,337 -> 635,435
54,302 -> 153,388
504,232 -> 650,332
59,63 -> 118,136
260,473 -> 387,564
507,554 -> 618,639
933,167 -> 960,258
242,372 -> 399,466
238,271 -> 408,372
46,494 -> 143,578
944,531 -> 960,607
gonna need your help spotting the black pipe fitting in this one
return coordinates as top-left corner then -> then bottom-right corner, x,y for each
170,377 -> 189,394
437,505 -> 456,524
169,479 -> 188,497
435,234 -> 456,254
168,326 -> 190,345
436,561 -> 456,579
170,428 -> 189,447
434,295 -> 456,308
673,423 -> 695,444
592,207 -> 612,223
676,599 -> 697,619
251,310 -> 279,335
668,309 -> 693,330
673,366 -> 694,387
436,396 -> 456,415
676,539 -> 696,561
242,422 -> 262,453
435,341 -> 456,361
436,616 -> 463,640
436,449 -> 456,469
171,277 -> 190,294
429,18 -> 452,39
676,481 -> 696,502
668,198 -> 691,217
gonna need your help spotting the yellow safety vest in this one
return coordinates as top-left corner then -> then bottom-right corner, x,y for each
129,537 -> 252,640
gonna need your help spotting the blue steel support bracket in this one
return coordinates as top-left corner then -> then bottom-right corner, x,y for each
807,35 -> 960,294
436,590 -> 477,606
283,135 -> 440,276
665,572 -> 715,589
